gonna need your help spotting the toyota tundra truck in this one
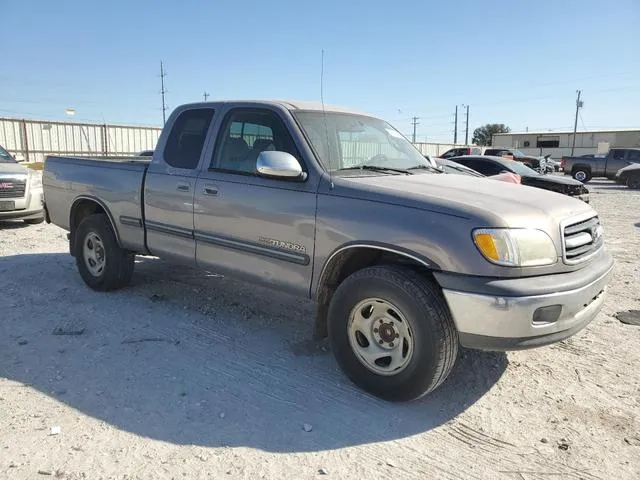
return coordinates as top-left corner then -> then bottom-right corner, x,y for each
42,100 -> 614,402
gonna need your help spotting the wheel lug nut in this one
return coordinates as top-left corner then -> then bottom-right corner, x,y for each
395,333 -> 399,339
373,328 -> 378,333
379,340 -> 384,344
390,322 -> 394,326
379,319 -> 384,324
389,342 -> 394,347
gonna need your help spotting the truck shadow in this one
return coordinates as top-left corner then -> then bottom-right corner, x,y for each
0,220 -> 31,230
1,253 -> 507,453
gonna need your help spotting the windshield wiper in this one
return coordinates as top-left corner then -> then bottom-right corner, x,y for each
337,165 -> 413,175
407,164 -> 443,173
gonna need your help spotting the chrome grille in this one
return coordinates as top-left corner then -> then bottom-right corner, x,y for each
0,178 -> 26,198
562,215 -> 603,264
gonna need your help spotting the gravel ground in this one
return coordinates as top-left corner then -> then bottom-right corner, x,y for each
1,179 -> 639,480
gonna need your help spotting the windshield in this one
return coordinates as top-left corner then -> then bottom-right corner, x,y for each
437,160 -> 483,176
512,149 -> 527,157
0,145 -> 16,163
292,111 -> 434,173
503,160 -> 538,176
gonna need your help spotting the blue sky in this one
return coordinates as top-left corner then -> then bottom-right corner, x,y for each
1,0 -> 638,141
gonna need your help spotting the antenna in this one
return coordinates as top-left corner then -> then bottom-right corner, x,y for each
320,48 -> 333,189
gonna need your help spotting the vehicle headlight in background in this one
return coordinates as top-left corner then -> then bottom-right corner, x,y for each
29,171 -> 43,189
473,228 -> 557,267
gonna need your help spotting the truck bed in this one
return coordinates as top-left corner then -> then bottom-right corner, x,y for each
43,155 -> 149,253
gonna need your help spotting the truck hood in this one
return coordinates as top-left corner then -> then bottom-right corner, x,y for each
333,173 -> 594,228
0,162 -> 28,176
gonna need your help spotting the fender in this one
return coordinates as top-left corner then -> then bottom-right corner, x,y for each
314,241 -> 440,299
69,195 -> 122,249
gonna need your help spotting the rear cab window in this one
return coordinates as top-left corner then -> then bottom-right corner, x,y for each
163,108 -> 215,169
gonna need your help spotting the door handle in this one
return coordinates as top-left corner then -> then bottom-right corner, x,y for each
177,182 -> 190,192
203,184 -> 219,196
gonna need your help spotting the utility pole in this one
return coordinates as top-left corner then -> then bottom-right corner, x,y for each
160,61 -> 167,125
203,92 -> 210,101
571,90 -> 582,157
464,104 -> 470,145
411,116 -> 420,143
453,106 -> 458,144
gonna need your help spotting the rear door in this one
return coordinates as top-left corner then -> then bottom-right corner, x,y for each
144,107 -> 215,263
607,149 -> 628,176
193,107 -> 317,295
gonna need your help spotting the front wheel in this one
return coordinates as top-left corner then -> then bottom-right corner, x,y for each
327,265 -> 458,402
74,213 -> 135,291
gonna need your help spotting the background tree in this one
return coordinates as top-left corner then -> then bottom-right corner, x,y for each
472,124 -> 511,146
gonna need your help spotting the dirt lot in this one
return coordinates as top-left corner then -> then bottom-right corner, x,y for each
1,180 -> 639,480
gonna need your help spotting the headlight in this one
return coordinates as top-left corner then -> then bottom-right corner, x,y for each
29,171 -> 43,189
473,228 -> 557,267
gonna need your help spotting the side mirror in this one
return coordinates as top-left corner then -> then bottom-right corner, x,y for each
256,151 -> 307,181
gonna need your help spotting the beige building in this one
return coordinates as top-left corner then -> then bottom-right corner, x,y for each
492,128 -> 640,158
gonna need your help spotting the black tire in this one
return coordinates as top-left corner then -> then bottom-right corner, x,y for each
327,265 -> 458,402
74,213 -> 134,291
572,168 -> 591,183
627,175 -> 640,190
24,217 -> 44,225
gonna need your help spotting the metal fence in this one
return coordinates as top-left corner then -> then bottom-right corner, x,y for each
0,115 -> 460,165
0,117 -> 162,163
412,142 -> 458,157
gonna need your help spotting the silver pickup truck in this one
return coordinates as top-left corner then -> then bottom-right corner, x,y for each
43,100 -> 614,402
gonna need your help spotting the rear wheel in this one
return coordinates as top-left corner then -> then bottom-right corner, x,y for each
74,213 -> 135,291
572,168 -> 591,182
327,265 -> 458,402
627,175 -> 640,190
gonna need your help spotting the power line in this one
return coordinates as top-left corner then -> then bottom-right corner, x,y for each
453,106 -> 458,144
571,90 -> 583,157
578,111 -> 587,131
463,104 -> 469,145
160,61 -> 167,126
411,116 -> 420,143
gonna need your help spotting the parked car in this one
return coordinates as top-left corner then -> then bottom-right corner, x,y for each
483,147 -> 547,174
137,150 -> 154,157
0,144 -> 45,224
450,155 -> 590,203
42,100 -> 613,402
433,157 -> 521,183
437,146 -> 483,159
614,162 -> 640,189
561,148 -> 640,182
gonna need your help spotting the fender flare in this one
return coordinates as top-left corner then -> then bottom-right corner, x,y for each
69,195 -> 122,249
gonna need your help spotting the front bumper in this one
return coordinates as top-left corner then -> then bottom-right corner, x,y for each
436,251 -> 614,351
0,188 -> 44,221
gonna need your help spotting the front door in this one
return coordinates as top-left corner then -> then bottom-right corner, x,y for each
193,107 -> 317,295
144,107 -> 216,264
